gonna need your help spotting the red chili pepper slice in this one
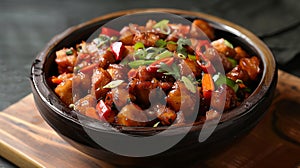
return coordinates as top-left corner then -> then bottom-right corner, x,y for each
146,57 -> 174,73
101,27 -> 120,37
197,59 -> 216,74
195,40 -> 211,56
110,42 -> 125,61
96,100 -> 113,122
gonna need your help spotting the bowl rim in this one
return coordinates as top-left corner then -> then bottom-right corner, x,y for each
31,8 -> 277,134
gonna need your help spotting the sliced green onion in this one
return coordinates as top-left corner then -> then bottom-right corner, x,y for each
134,49 -> 147,59
155,39 -> 167,48
153,19 -> 169,29
153,121 -> 160,128
146,52 -> 156,59
119,58 -> 129,65
69,104 -> 75,110
153,19 -> 171,34
188,54 -> 197,60
176,38 -> 191,56
243,87 -> 252,93
93,35 -> 111,48
223,39 -> 234,49
145,47 -> 163,53
227,57 -> 237,67
66,49 -> 73,55
155,50 -> 173,60
171,64 -> 180,79
128,60 -> 155,69
103,80 -> 124,89
213,73 -> 239,92
177,53 -> 187,59
167,41 -> 177,45
177,38 -> 192,47
157,62 -> 173,73
145,47 -> 164,59
182,76 -> 196,93
134,42 -> 145,51
235,79 -> 243,83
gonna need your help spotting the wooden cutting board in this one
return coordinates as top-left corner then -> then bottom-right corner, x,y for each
1,70 -> 300,168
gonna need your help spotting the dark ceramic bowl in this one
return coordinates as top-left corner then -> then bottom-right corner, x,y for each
30,9 -> 277,167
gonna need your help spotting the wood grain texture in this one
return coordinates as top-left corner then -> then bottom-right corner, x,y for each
0,70 -> 300,168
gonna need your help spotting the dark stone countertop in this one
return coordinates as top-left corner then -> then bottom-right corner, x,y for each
0,0 -> 299,167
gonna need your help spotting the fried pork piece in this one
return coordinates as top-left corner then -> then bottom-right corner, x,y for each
239,56 -> 260,81
55,48 -> 77,74
135,66 -> 155,81
144,104 -> 177,126
107,64 -> 129,80
234,46 -> 249,60
133,32 -> 160,47
191,19 -> 215,40
166,81 -> 197,119
54,74 -> 73,105
179,58 -> 202,78
211,84 -> 238,111
116,103 -> 148,127
157,107 -> 177,126
97,50 -> 116,69
203,48 -> 234,73
111,83 -> 132,110
211,38 -> 236,57
72,71 -> 92,101
91,68 -> 112,100
119,27 -> 134,45
74,94 -> 97,115
128,78 -> 158,109
226,65 -> 250,82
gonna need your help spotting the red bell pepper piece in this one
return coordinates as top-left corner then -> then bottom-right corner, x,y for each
110,42 -> 125,61
96,100 -> 114,122
202,73 -> 215,100
101,27 -> 120,37
197,59 -> 216,74
146,57 -> 174,73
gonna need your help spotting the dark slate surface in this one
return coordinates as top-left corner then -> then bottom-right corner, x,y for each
0,0 -> 299,167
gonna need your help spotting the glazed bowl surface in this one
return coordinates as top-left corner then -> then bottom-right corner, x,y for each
31,8 -> 277,167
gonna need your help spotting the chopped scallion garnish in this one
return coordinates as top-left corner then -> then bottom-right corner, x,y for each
153,19 -> 171,34
66,49 -> 73,55
153,122 -> 160,127
103,80 -> 124,89
177,53 -> 187,59
227,57 -> 237,67
182,76 -> 197,93
224,39 -> 234,49
213,73 -> 239,92
188,54 -> 197,60
128,60 -> 155,69
155,39 -> 167,48
155,50 -> 173,60
134,42 -> 145,51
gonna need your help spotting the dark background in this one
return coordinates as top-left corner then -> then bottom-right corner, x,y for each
0,0 -> 299,167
